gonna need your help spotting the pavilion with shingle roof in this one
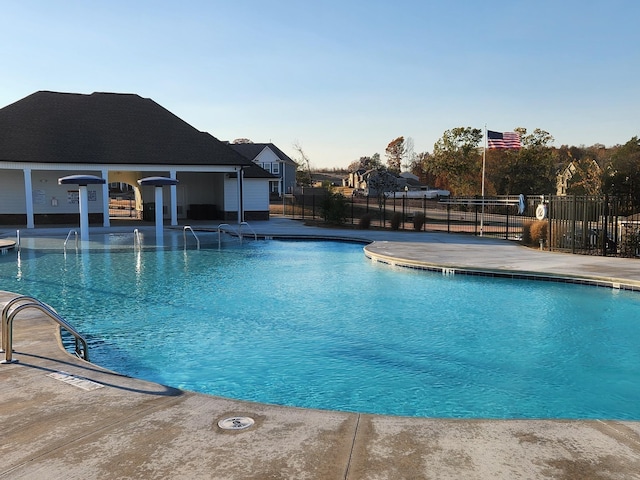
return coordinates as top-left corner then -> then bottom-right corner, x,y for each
0,91 -> 274,227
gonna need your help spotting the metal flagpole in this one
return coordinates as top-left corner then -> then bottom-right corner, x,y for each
480,125 -> 486,236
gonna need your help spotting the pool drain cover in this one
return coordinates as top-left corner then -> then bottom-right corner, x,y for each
218,416 -> 255,430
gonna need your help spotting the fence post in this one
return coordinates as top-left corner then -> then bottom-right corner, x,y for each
548,196 -> 553,251
447,203 -> 451,233
474,203 -> 478,236
351,194 -> 354,225
382,196 -> 386,228
603,194 -> 609,256
571,195 -> 577,254
423,196 -> 427,231
505,210 -> 509,240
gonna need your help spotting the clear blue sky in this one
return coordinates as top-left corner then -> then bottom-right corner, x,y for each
2,0 -> 638,168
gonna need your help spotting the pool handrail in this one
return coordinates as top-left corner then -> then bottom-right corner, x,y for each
63,229 -> 78,251
239,222 -> 257,242
183,225 -> 200,250
1,295 -> 89,363
217,223 -> 235,248
217,223 -> 257,247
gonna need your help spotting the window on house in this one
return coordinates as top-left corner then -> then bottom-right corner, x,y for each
272,163 -> 279,174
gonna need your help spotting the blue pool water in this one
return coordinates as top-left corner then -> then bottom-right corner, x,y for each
1,236 -> 640,419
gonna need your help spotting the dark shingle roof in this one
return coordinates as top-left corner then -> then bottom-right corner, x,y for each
243,163 -> 276,179
230,142 -> 297,166
0,91 -> 252,167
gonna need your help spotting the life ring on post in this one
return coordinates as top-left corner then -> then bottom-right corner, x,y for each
535,204 -> 547,220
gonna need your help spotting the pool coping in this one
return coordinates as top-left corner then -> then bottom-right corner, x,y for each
363,243 -> 640,292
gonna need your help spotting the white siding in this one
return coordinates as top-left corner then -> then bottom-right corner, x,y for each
222,177 -> 270,212
0,170 -> 26,213
0,169 -> 105,214
243,179 -> 270,211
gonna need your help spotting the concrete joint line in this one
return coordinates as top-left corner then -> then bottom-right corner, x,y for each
343,413 -> 361,480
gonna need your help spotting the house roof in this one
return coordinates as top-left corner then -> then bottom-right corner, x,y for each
230,142 -> 297,166
243,163 -> 277,179
0,91 -> 253,167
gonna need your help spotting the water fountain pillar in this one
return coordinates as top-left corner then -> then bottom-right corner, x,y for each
78,185 -> 90,241
137,177 -> 180,247
58,174 -> 106,245
154,185 -> 164,244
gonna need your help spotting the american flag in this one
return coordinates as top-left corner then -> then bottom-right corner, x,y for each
487,130 -> 521,149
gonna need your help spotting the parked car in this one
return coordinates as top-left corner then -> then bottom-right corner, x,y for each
384,189 -> 450,199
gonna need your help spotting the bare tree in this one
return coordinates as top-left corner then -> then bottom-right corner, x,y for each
232,138 -> 253,144
293,141 -> 312,186
403,137 -> 415,172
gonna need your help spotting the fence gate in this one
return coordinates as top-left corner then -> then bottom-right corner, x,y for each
548,195 -> 619,256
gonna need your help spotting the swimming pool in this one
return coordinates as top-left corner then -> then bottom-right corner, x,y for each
1,234 -> 639,419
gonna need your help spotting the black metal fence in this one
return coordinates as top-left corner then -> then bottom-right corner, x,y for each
547,195 -> 616,255
547,194 -> 640,258
275,193 -> 532,240
273,192 -> 640,258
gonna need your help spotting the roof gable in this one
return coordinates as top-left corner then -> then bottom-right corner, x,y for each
0,91 -> 252,167
230,142 -> 296,166
255,146 -> 281,163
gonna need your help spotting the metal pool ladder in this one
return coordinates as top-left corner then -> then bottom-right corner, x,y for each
63,229 -> 78,251
239,222 -> 257,242
217,222 -> 258,248
216,224 -> 232,248
183,226 -> 200,249
1,295 -> 89,363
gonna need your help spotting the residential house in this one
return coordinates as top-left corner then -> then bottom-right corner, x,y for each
0,91 -> 274,227
230,143 -> 297,197
348,169 -> 448,198
347,169 -> 368,192
556,159 -> 601,196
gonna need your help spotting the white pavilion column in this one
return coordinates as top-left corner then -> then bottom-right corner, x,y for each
23,168 -> 34,229
237,167 -> 244,224
101,168 -> 110,227
169,169 -> 177,226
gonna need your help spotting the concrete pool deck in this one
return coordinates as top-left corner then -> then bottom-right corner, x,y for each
1,218 -> 640,479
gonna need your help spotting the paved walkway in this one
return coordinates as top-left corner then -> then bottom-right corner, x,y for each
1,218 -> 640,479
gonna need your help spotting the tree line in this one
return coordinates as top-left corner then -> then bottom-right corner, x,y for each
345,129 -> 640,205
